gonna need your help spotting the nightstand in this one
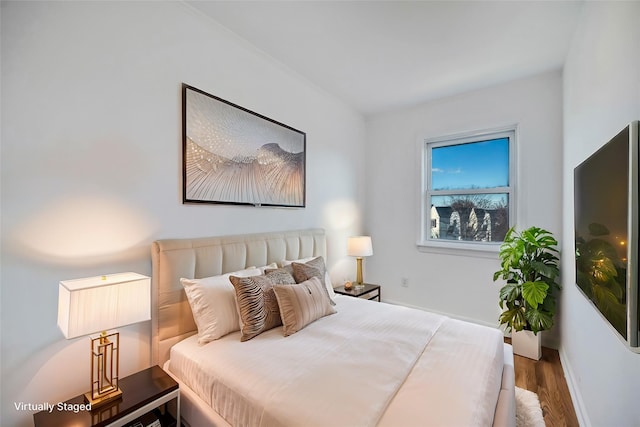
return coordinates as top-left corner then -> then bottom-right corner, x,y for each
334,283 -> 381,301
34,365 -> 179,427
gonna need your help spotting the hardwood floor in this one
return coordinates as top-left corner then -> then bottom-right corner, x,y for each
509,340 -> 580,427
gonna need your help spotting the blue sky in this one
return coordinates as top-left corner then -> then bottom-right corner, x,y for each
431,138 -> 509,190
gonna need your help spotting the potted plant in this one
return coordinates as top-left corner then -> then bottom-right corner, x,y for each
493,226 -> 560,359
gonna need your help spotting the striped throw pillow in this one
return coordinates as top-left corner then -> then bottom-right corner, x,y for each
291,257 -> 336,306
273,276 -> 337,337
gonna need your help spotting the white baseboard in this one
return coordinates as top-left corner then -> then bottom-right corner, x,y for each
558,347 -> 591,427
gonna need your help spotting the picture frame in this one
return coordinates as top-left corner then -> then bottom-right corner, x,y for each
182,84 -> 306,207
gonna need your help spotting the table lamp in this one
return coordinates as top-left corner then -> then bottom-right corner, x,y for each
347,236 -> 373,288
57,272 -> 150,407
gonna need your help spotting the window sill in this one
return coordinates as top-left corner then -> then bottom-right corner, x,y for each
417,240 -> 500,259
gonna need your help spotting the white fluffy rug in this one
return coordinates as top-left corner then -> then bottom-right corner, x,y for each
515,386 -> 545,427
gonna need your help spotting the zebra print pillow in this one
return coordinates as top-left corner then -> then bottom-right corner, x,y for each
230,269 -> 295,341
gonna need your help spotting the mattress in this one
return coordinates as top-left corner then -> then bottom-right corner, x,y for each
169,295 -> 504,427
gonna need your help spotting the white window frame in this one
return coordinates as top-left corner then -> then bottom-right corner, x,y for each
418,125 -> 517,256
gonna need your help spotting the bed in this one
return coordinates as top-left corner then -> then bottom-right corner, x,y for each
151,228 -> 516,427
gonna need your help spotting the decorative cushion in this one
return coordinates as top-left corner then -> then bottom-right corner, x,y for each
291,257 -> 336,306
263,268 -> 296,285
258,262 -> 279,273
273,277 -> 337,336
181,267 -> 261,345
230,274 -> 288,341
281,256 -> 337,300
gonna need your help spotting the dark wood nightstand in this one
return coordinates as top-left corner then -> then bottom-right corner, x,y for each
334,283 -> 381,301
34,365 -> 179,427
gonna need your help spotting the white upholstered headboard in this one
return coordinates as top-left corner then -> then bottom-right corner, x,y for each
150,228 -> 326,366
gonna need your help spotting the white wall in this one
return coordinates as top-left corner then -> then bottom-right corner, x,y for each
0,2 -> 365,426
561,2 -> 640,426
365,71 -> 563,343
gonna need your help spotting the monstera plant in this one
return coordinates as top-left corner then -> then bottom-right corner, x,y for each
493,226 -> 561,334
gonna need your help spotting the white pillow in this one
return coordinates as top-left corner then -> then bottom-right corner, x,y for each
257,262 -> 278,273
280,257 -> 337,300
181,267 -> 261,345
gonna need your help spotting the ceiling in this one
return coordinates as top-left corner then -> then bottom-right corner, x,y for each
187,1 -> 584,116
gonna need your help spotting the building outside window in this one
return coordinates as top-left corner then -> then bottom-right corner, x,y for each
420,127 -> 516,252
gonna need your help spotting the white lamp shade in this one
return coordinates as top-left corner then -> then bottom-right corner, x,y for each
347,236 -> 373,257
58,272 -> 151,339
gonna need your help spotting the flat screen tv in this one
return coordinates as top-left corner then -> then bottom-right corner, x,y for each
574,121 -> 639,349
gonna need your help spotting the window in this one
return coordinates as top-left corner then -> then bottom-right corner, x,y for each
420,127 -> 516,251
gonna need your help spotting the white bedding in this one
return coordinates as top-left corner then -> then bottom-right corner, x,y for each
169,295 -> 504,427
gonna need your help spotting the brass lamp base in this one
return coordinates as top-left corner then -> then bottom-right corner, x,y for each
84,387 -> 122,408
354,257 -> 365,288
87,331 -> 122,409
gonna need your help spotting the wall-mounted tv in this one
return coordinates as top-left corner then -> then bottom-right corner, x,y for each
574,121 -> 639,349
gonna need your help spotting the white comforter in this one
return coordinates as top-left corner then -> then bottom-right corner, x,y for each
170,296 -> 504,427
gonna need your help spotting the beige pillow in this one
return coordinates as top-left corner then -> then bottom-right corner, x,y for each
264,268 -> 296,285
281,257 -> 337,301
181,267 -> 261,344
273,277 -> 337,337
230,273 -> 291,341
291,257 -> 336,306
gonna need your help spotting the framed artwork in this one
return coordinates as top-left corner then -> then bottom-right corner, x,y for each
182,84 -> 306,207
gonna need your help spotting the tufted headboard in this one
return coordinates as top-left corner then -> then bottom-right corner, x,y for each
150,228 -> 326,366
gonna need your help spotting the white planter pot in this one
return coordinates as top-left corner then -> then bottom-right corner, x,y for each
512,329 -> 542,360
